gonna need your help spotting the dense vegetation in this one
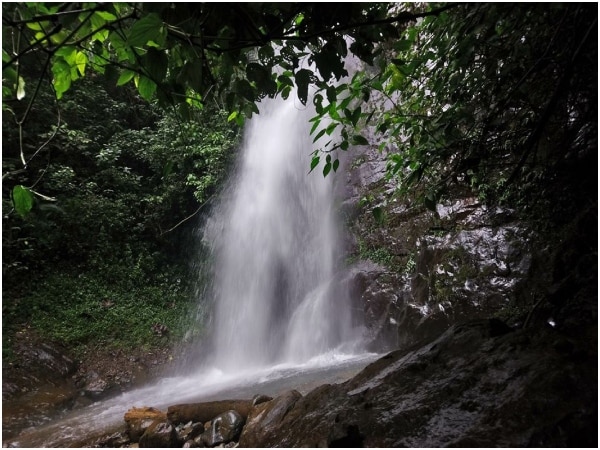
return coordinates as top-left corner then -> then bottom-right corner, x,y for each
2,3 -> 596,361
3,72 -> 238,356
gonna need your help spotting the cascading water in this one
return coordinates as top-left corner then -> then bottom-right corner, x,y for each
203,96 -> 364,371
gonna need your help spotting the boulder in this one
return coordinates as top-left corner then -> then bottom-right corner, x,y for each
139,419 -> 180,448
238,390 -> 302,447
201,410 -> 244,446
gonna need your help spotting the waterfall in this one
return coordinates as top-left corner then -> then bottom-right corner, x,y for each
202,97 -> 363,372
5,94 -> 376,449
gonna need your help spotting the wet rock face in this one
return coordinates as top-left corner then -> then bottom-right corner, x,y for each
2,335 -> 80,440
2,336 -> 77,401
344,144 -> 534,352
244,319 -> 597,448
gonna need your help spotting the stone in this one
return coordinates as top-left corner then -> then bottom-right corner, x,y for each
82,371 -> 114,400
203,410 -> 245,446
251,394 -> 272,406
139,419 -> 180,448
238,390 -> 302,447
177,421 -> 204,442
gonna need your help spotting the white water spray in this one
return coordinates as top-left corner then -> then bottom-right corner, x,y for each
203,97 -> 364,371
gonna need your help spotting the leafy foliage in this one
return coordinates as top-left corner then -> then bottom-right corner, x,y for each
311,3 -> 597,212
2,3 -> 458,124
2,72 -> 237,354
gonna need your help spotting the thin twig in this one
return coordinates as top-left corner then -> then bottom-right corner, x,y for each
160,194 -> 217,235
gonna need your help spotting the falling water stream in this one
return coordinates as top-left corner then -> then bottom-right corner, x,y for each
6,96 -> 377,447
204,96 -> 365,370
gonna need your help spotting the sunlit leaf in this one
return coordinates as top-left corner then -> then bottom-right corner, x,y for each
75,51 -> 88,76
16,76 -> 26,100
95,11 -> 117,21
117,69 -> 135,86
52,60 -> 72,99
138,76 -> 157,100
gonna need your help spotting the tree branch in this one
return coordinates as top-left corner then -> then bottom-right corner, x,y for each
159,194 -> 216,236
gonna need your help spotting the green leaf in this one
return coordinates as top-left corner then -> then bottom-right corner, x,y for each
246,63 -> 269,84
323,161 -> 332,177
351,134 -> 369,145
351,107 -> 361,127
233,79 -> 256,102
310,117 -> 321,135
326,85 -> 337,103
117,69 -> 135,86
227,111 -> 238,122
138,75 -> 157,100
277,74 -> 294,88
52,59 -> 72,99
312,127 -> 327,143
310,155 -> 320,173
127,13 -> 163,47
12,185 -> 34,218
75,51 -> 88,76
95,10 -> 117,21
332,158 -> 340,172
311,46 -> 347,81
55,46 -> 77,64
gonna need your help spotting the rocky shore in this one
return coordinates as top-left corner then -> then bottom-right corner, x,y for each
84,318 -> 597,448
